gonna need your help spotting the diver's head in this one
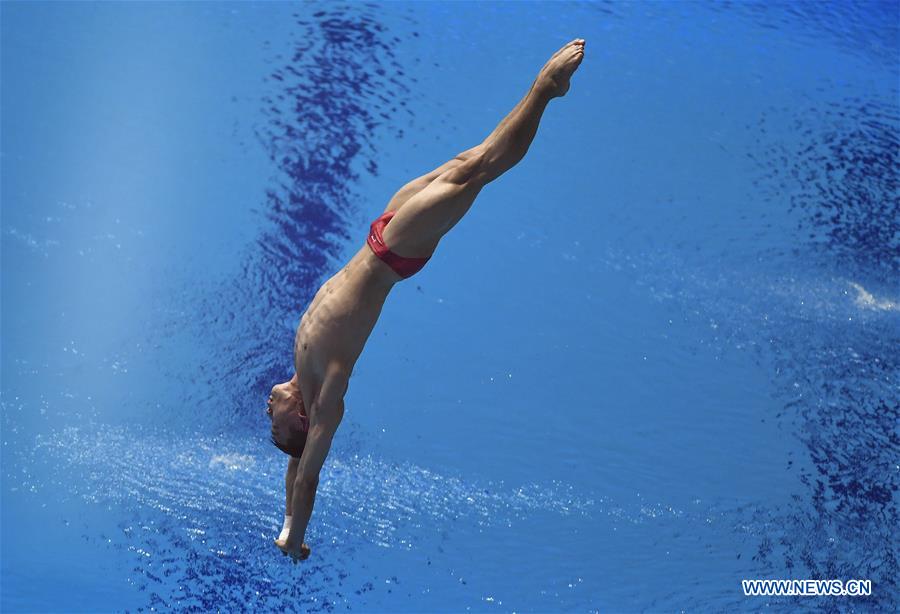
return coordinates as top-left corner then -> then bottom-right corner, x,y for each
266,377 -> 309,458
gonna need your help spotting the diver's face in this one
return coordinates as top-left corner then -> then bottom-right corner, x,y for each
267,381 -> 295,444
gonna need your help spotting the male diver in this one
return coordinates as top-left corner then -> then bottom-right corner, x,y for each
267,39 -> 586,561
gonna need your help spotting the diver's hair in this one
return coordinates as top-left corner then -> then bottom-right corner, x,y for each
270,410 -> 307,459
270,435 -> 302,459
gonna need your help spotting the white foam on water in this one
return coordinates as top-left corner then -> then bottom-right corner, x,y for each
849,281 -> 899,312
27,422 -> 600,549
208,453 -> 256,471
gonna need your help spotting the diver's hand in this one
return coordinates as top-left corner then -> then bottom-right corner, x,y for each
275,537 -> 310,562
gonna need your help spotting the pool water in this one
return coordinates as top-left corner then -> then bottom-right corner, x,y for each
2,1 -> 898,611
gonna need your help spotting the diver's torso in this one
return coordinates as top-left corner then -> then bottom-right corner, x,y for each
294,245 -> 399,387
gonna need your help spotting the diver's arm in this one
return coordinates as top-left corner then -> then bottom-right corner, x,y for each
282,420 -> 339,555
284,456 -> 299,515
276,456 -> 300,542
283,370 -> 347,555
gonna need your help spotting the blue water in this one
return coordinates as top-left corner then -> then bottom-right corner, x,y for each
2,1 -> 898,611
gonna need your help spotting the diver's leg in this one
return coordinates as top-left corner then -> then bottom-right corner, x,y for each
382,146 -> 482,214
382,77 -> 542,216
381,39 -> 585,256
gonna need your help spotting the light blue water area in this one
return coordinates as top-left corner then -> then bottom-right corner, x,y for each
2,1 -> 898,612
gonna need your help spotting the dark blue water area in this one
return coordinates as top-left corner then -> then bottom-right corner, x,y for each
2,1 -> 898,612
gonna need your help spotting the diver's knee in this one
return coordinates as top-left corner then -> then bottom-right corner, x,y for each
454,144 -> 486,163
442,150 -> 489,188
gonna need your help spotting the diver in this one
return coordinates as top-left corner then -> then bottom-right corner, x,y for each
267,38 -> 586,561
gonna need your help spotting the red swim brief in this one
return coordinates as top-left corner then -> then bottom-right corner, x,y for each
366,210 -> 430,278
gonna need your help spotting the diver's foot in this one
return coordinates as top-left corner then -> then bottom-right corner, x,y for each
535,39 -> 585,99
